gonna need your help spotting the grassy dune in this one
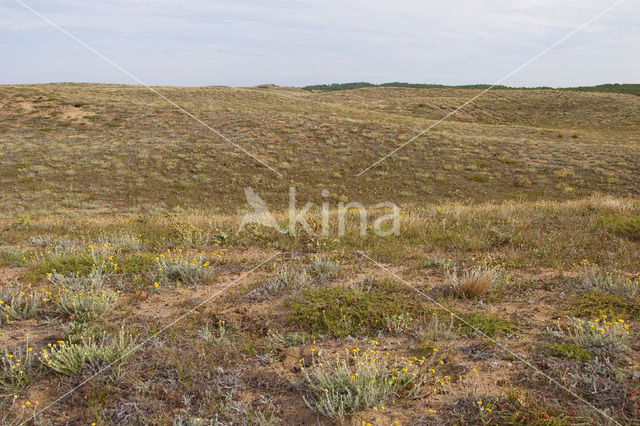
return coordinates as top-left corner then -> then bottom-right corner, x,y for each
0,84 -> 639,424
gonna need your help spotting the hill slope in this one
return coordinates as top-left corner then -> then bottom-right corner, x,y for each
0,83 -> 639,214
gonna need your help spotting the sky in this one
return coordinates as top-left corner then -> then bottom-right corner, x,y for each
0,0 -> 638,87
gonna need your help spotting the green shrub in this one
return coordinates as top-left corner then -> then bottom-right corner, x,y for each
287,279 -> 426,337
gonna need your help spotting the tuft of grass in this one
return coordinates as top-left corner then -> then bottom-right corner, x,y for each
447,264 -> 505,299
287,279 -> 426,338
43,329 -> 135,375
302,348 -> 430,419
49,265 -> 118,321
456,313 -> 516,338
413,310 -> 455,356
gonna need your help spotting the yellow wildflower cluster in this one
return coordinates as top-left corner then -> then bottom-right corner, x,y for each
573,316 -> 630,334
154,248 -> 218,285
301,343 -> 438,418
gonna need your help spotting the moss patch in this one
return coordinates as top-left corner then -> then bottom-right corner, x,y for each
286,279 -> 427,337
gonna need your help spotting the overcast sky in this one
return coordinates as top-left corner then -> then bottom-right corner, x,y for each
0,0 -> 637,87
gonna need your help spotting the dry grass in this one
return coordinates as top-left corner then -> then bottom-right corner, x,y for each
447,265 -> 504,299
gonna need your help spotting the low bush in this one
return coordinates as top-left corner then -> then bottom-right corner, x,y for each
43,329 -> 136,375
0,344 -> 40,395
0,283 -> 45,323
154,249 -> 214,286
303,348 -> 430,418
49,265 -> 118,321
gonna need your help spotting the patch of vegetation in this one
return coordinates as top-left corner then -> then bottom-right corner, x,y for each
0,246 -> 26,267
302,81 -> 640,96
301,82 -> 552,92
0,283 -> 45,323
563,83 -> 640,97
197,320 -> 232,346
565,292 -> 640,321
287,279 -> 426,337
562,317 -> 630,360
455,313 -> 516,338
600,213 -> 640,240
260,264 -> 311,295
302,348 -> 430,418
113,252 -> 156,275
308,256 -> 340,279
447,264 -> 505,299
543,343 -> 595,361
43,329 -> 136,375
25,252 -> 97,280
154,249 -> 214,286
558,358 -> 639,418
1,344 -> 40,396
575,262 -> 639,297
49,265 -> 119,321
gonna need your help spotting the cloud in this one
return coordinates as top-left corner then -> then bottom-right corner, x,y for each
0,0 -> 637,86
